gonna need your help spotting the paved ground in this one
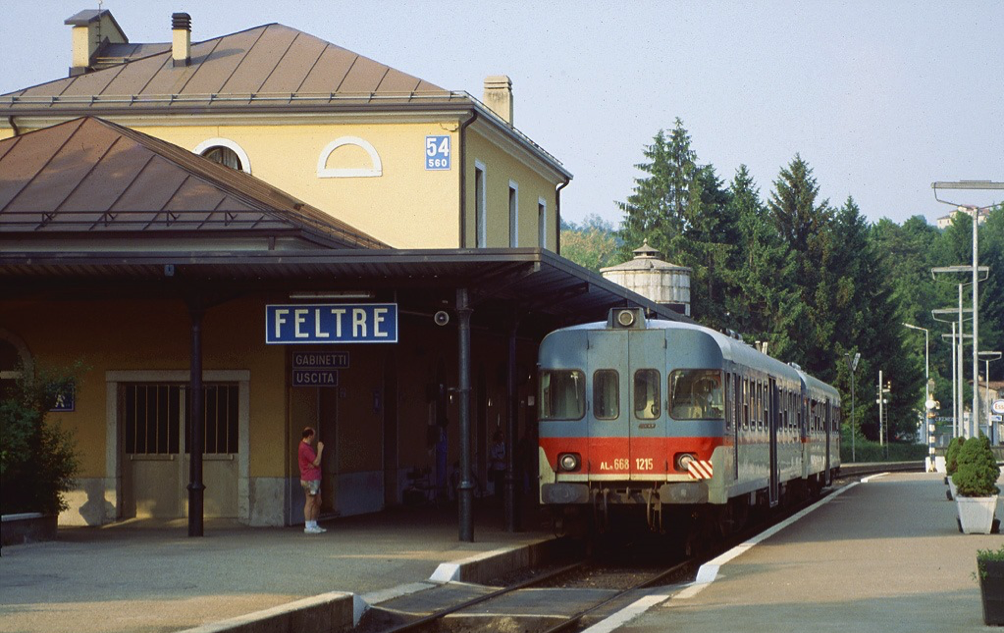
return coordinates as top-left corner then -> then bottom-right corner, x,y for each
2,473 -> 1001,633
612,472 -> 1003,633
0,501 -> 550,633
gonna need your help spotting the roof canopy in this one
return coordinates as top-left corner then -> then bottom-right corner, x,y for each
0,247 -> 690,335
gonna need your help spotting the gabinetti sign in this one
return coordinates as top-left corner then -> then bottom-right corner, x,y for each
266,304 -> 398,344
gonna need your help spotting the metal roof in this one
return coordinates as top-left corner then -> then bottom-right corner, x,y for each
0,21 -> 570,180
6,23 -> 445,105
0,248 -> 691,334
0,117 -> 385,249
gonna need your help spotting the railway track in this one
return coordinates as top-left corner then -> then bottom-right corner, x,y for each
355,555 -> 695,633
354,468 -> 923,633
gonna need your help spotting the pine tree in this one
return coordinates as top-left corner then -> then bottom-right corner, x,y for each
725,165 -> 801,359
617,123 -> 693,261
767,155 -> 835,374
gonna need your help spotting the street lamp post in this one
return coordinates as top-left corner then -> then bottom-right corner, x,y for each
903,323 -> 932,465
845,352 -> 860,462
932,180 -> 1004,438
932,277 -> 983,437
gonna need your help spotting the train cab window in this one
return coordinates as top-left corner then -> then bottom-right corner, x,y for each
633,369 -> 661,419
593,370 -> 619,420
540,370 -> 585,420
669,369 -> 724,420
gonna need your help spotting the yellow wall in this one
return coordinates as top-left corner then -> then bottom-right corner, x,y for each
0,296 -> 288,479
1,116 -> 565,252
464,128 -> 559,250
133,121 -> 462,249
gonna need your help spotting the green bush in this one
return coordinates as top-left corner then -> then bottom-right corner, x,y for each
0,361 -> 82,515
945,436 -> 967,476
952,435 -> 1001,498
977,544 -> 1004,581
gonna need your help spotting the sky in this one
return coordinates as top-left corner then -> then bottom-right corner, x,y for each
2,1 -> 1001,229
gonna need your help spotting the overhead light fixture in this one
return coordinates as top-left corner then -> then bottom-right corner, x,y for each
288,291 -> 375,300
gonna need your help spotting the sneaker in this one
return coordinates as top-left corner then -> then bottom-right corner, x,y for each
315,525 -> 327,532
304,526 -> 323,534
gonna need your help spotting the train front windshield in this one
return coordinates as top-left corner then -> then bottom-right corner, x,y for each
540,370 -> 585,420
669,369 -> 724,420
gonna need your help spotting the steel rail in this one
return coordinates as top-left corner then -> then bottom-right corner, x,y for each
377,560 -> 589,633
535,559 -> 695,633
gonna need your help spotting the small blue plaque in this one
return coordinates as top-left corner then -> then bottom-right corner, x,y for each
425,135 -> 450,170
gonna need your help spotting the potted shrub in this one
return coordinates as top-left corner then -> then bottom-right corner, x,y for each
976,545 -> 1004,626
0,361 -> 81,545
952,434 -> 1001,535
945,436 -> 966,500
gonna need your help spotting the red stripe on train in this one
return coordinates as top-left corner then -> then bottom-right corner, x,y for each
539,436 -> 723,475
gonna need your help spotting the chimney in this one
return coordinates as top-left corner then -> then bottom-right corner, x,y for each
65,9 -> 128,76
483,75 -> 513,125
172,13 -> 192,67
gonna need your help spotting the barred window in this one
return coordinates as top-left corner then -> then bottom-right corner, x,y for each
125,384 -> 182,455
124,383 -> 238,455
188,384 -> 239,454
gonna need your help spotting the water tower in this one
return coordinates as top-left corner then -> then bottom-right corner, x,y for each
601,241 -> 692,316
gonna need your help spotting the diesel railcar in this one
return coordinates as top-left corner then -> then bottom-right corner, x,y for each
537,307 -> 840,541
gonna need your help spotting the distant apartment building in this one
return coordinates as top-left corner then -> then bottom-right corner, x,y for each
935,206 -> 991,230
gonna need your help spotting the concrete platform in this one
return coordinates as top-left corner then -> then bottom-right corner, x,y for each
0,501 -> 554,633
3,474 -> 1001,633
604,472 -> 1003,633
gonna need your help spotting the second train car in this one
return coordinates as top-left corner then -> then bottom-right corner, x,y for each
538,307 -> 840,542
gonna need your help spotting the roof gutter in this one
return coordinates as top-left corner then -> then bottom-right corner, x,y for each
555,178 -> 570,255
458,109 -> 479,247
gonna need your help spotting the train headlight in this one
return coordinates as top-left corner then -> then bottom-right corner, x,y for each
616,310 -> 636,327
558,453 -> 581,472
675,453 -> 697,472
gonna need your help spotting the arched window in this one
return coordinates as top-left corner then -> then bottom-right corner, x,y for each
192,138 -> 252,174
317,137 -> 382,178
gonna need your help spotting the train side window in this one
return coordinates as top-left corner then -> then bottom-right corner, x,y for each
669,369 -> 723,420
743,379 -> 750,430
593,370 -> 619,420
756,382 -> 763,430
540,370 -> 585,420
725,373 -> 733,431
762,384 -> 769,430
633,369 -> 661,420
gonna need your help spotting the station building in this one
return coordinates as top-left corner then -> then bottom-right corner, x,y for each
0,10 -> 685,534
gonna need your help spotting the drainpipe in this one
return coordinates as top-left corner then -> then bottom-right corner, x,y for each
458,110 -> 479,248
555,178 -> 570,255
7,116 -> 20,136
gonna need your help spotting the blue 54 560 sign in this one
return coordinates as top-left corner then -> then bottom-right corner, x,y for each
425,135 -> 450,170
266,304 -> 398,344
